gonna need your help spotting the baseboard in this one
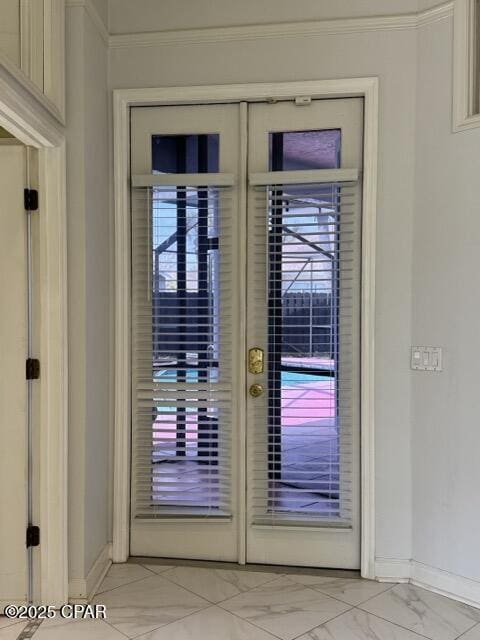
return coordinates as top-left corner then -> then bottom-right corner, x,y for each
410,561 -> 480,610
374,557 -> 480,609
69,543 -> 112,603
374,557 -> 412,582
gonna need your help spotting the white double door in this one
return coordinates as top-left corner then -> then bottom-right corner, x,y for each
130,98 -> 363,569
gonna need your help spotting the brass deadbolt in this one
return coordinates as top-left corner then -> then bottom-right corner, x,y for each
249,383 -> 264,398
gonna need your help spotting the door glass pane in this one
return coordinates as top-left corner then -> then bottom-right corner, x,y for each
267,130 -> 343,521
269,129 -> 341,171
152,134 -> 219,173
149,137 -> 222,512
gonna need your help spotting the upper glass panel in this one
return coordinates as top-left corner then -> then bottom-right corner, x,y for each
269,129 -> 341,171
152,134 -> 219,173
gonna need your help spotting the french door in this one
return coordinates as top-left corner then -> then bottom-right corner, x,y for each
129,97 -> 363,568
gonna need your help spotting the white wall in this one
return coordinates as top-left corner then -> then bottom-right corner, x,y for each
66,3 -> 111,590
90,0 -> 108,29
0,0 -> 20,66
108,0 -> 420,33
108,1 -> 418,566
413,14 -> 480,582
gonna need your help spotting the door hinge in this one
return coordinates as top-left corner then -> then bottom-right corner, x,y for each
26,525 -> 40,548
26,358 -> 40,380
24,188 -> 38,211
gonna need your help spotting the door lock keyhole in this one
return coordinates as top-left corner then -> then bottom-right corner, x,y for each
249,383 -> 264,398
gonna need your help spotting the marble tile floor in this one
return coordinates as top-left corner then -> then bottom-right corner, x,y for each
3,561 -> 480,640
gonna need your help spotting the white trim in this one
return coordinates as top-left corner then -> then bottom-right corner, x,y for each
411,561 -> 480,610
20,0 -> 44,90
417,1 -> 454,27
452,0 -> 480,131
19,0 -> 65,121
66,0 -> 109,45
0,51 -> 63,145
109,3 -> 452,49
69,543 -> 112,603
249,168 -> 358,185
360,79 -> 379,581
38,144 -> 68,606
375,558 -> 480,609
112,78 -> 379,575
43,0 -> 66,120
112,89 -> 131,563
236,101 -> 248,565
0,52 -> 67,606
132,172 -> 236,187
375,557 -> 412,582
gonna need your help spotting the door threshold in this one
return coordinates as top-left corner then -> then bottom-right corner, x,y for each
128,556 -> 360,579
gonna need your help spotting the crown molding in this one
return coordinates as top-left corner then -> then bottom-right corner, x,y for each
109,2 -> 453,50
0,49 -> 64,144
66,0 -> 109,46
417,1 -> 454,27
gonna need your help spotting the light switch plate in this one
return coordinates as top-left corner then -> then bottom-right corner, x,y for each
411,346 -> 443,371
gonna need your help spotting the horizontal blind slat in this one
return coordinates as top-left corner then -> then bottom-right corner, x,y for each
131,184 -> 234,519
249,180 -> 360,527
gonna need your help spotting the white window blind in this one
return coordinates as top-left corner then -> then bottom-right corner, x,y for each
131,181 -> 234,519
248,173 -> 361,527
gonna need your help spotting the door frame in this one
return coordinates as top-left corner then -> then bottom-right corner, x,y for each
112,78 -> 378,579
0,53 -> 68,605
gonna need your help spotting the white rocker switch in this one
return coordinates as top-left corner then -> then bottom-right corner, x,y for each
411,346 -> 443,371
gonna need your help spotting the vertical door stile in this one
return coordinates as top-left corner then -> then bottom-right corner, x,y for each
236,102 -> 248,564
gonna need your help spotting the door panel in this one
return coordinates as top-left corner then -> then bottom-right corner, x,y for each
246,99 -> 363,568
130,105 -> 242,560
0,145 -> 28,603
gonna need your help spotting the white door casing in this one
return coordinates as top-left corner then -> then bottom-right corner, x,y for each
112,79 -> 378,578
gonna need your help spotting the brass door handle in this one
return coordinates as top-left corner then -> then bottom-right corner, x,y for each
249,383 -> 264,398
248,348 -> 264,374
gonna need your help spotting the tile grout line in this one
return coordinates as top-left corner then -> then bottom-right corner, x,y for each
103,617 -> 132,639
455,621 -> 480,639
292,606 -> 433,640
84,565 -> 211,639
214,601 -> 289,640
289,606 -> 356,640
354,605 -> 436,640
138,563 -> 171,575
286,575 -> 398,609
15,619 -> 43,640
357,584 -> 480,640
127,604 -> 218,640
157,568 -> 289,605
213,575 -> 355,640
278,574 -> 396,611
0,620 -> 22,631
69,565 -> 289,639
97,573 -> 214,639
94,565 -> 165,597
